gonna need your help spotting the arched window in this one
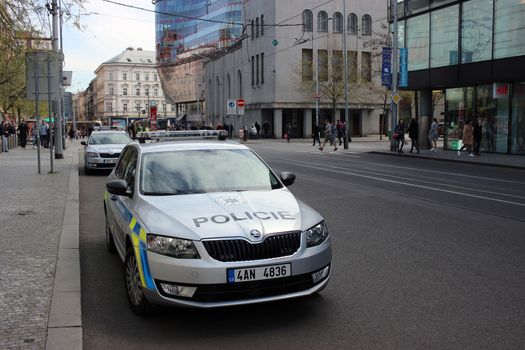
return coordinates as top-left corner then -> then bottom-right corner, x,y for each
362,14 -> 372,35
251,19 -> 254,39
348,13 -> 357,34
333,12 -> 343,33
302,10 -> 313,32
317,11 -> 328,32
237,70 -> 243,98
261,14 -> 264,36
256,17 -> 259,37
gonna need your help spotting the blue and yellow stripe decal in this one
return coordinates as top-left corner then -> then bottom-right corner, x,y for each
105,191 -> 155,290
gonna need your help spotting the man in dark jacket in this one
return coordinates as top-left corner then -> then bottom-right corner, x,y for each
407,118 -> 419,154
0,120 -> 6,152
473,119 -> 482,156
18,119 -> 29,149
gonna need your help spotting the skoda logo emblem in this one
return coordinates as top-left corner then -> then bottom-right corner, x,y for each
109,150 -> 115,155
249,229 -> 262,241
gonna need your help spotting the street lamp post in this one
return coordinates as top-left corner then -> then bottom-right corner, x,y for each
342,0 -> 349,149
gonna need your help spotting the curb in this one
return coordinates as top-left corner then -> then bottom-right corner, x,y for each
369,151 -> 525,170
45,148 -> 82,350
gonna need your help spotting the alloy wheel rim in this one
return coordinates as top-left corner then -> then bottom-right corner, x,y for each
126,255 -> 142,306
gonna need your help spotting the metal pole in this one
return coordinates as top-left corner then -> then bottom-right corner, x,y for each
390,0 -> 399,151
315,24 -> 320,128
342,0 -> 349,149
59,2 -> 66,149
34,55 -> 41,174
51,0 -> 64,158
47,54 -> 54,172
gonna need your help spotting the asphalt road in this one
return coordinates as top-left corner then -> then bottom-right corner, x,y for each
79,143 -> 525,349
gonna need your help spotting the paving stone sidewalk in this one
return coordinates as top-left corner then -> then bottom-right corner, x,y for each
0,142 -> 80,350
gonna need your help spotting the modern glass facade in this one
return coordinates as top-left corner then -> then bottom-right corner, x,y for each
389,0 -> 525,154
155,0 -> 242,65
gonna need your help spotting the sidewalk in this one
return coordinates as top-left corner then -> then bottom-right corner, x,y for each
246,135 -> 525,169
0,140 -> 82,350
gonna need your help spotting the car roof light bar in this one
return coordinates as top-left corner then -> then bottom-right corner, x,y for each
136,130 -> 228,143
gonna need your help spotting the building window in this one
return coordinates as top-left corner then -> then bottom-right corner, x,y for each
511,83 -> 525,154
431,5 -> 458,68
261,14 -> 264,36
153,73 -> 158,81
318,11 -> 328,32
171,104 -> 175,112
109,87 -> 114,96
154,88 -> 158,96
494,0 -> 525,59
348,51 -> 358,82
406,13 -> 429,71
136,103 -> 141,112
136,88 -> 140,96
251,56 -> 255,86
256,54 -> 260,85
162,103 -> 166,112
251,20 -> 254,39
256,17 -> 259,38
361,14 -> 372,36
123,103 -> 128,112
136,73 -> 140,81
145,74 -> 149,81
123,87 -> 128,96
461,0 -> 492,63
123,73 -> 127,81
318,49 -> 328,81
109,72 -> 113,80
261,52 -> 264,84
361,52 -> 372,81
105,102 -> 113,112
302,49 -> 313,81
145,88 -> 149,96
333,12 -> 343,33
332,50 -> 344,75
302,10 -> 313,32
348,13 -> 357,34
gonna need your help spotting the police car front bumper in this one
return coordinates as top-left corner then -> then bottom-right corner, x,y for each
142,236 -> 332,308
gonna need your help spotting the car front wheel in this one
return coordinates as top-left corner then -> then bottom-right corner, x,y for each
105,212 -> 116,253
125,246 -> 152,316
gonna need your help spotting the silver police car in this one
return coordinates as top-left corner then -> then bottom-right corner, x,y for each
104,131 -> 331,315
82,129 -> 131,174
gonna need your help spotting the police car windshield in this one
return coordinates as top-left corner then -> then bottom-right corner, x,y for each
89,133 -> 130,145
140,149 -> 282,195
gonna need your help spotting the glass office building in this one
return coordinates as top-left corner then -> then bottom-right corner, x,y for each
389,0 -> 525,154
155,0 -> 242,65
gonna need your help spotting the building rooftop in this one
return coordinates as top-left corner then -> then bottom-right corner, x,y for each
103,47 -> 156,65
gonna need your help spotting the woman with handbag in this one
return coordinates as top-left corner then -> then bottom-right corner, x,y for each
394,119 -> 405,153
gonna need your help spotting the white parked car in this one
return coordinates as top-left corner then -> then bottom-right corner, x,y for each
82,129 -> 131,174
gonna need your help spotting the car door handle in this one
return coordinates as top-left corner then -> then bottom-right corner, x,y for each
110,195 -> 118,201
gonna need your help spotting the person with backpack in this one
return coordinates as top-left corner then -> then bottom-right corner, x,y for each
394,119 -> 406,153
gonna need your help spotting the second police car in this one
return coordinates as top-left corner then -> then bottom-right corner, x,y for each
104,130 -> 332,315
82,127 -> 131,174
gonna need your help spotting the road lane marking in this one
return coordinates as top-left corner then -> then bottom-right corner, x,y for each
274,158 -> 525,207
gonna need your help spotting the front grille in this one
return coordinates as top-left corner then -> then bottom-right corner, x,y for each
99,152 -> 120,158
203,232 -> 301,262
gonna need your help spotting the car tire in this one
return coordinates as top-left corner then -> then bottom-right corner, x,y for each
124,246 -> 152,316
105,212 -> 116,253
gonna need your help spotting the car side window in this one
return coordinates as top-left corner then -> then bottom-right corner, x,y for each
115,147 -> 133,179
123,150 -> 137,192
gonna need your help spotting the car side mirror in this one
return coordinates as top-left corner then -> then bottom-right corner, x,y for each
106,179 -> 131,197
280,172 -> 296,187
81,141 -> 86,146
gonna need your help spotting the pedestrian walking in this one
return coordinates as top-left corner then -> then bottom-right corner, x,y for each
39,122 -> 48,148
394,119 -> 405,153
254,121 -> 261,139
0,120 -> 7,152
336,120 -> 344,146
428,118 -> 439,152
473,119 -> 482,156
262,120 -> 269,139
458,120 -> 474,156
285,123 -> 292,143
312,123 -> 321,146
17,119 -> 29,149
319,120 -> 337,151
407,117 -> 419,154
31,124 -> 38,149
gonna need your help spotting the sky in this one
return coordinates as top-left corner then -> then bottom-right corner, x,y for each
62,0 -> 155,92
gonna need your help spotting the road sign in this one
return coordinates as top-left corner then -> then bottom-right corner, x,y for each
313,92 -> 321,99
381,47 -> 392,87
227,99 -> 236,115
25,51 -> 62,101
236,98 -> 246,107
391,93 -> 402,105
272,39 -> 279,46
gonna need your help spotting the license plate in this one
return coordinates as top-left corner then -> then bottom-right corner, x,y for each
227,263 -> 291,283
104,159 -> 117,164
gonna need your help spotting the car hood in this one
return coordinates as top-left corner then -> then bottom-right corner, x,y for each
86,144 -> 126,153
137,189 -> 323,241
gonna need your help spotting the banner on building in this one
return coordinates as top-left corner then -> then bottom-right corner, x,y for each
381,47 -> 392,87
399,48 -> 408,88
150,106 -> 158,131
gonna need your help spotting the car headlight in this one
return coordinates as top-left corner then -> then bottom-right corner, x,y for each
147,234 -> 200,259
305,221 -> 329,247
86,151 -> 99,157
